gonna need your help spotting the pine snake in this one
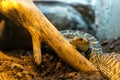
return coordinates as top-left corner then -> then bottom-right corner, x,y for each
60,30 -> 120,80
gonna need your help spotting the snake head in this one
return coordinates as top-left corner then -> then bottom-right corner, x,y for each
70,37 -> 90,52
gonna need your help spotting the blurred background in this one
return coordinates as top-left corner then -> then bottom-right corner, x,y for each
33,0 -> 120,40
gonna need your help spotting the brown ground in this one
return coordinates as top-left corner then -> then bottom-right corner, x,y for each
0,38 -> 119,80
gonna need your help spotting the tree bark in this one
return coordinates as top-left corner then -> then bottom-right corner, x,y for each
0,0 -> 99,73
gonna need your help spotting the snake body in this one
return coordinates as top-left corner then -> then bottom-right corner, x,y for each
60,30 -> 120,80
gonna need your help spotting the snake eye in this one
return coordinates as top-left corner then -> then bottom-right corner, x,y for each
78,38 -> 83,41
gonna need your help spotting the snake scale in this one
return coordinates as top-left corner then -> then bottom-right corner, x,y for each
60,30 -> 120,80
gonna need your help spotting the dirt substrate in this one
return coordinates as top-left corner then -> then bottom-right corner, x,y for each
0,38 -> 119,80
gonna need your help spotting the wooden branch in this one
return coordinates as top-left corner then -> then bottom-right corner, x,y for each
0,0 -> 99,73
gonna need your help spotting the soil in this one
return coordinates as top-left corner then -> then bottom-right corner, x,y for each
0,38 -> 119,80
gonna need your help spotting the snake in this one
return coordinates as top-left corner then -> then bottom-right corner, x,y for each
60,30 -> 120,80
60,30 -> 103,57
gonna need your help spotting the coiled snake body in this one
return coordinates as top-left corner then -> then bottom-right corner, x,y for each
60,30 -> 120,80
